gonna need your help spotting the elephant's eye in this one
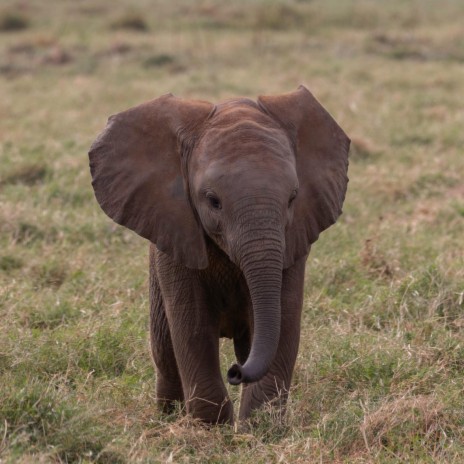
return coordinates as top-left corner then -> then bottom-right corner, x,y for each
288,189 -> 298,207
206,192 -> 222,210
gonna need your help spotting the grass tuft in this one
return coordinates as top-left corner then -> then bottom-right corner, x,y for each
0,11 -> 29,32
350,136 -> 382,162
32,261 -> 68,288
27,301 -> 79,329
143,53 -> 175,68
1,163 -> 51,186
12,222 -> 45,245
360,238 -> 393,278
0,378 -> 122,462
360,395 -> 452,455
253,4 -> 304,31
110,12 -> 149,32
0,255 -> 23,271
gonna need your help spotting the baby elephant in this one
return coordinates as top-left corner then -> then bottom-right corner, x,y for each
89,85 -> 350,424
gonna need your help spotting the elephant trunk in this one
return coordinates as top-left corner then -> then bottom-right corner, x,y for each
227,210 -> 283,385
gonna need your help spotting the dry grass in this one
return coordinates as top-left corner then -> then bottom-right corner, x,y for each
1,0 -> 463,462
360,395 -> 448,450
0,10 -> 29,32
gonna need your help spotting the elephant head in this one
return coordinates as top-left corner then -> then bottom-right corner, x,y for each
89,86 -> 350,385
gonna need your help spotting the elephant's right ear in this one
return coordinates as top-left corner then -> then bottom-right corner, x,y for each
258,85 -> 350,268
89,94 -> 213,269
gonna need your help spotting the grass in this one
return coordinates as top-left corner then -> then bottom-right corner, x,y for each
110,13 -> 149,32
0,10 -> 29,32
1,0 -> 463,462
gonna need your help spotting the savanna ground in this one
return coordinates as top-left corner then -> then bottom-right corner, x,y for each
1,0 -> 463,462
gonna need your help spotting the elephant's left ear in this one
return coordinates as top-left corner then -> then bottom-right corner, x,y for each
258,85 -> 350,268
89,94 -> 214,269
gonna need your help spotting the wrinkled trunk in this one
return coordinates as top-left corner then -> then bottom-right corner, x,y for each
227,207 -> 284,385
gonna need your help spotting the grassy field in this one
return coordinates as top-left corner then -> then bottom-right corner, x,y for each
1,0 -> 463,462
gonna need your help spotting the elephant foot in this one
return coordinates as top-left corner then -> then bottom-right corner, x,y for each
156,375 -> 184,414
186,395 -> 234,425
239,377 -> 289,421
156,395 -> 183,415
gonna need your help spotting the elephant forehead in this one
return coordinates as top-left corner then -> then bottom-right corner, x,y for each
192,144 -> 298,196
198,121 -> 293,161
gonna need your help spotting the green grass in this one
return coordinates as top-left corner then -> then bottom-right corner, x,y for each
1,0 -> 463,462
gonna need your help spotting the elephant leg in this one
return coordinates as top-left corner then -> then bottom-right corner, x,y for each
239,255 -> 307,420
149,247 -> 183,413
156,251 -> 234,425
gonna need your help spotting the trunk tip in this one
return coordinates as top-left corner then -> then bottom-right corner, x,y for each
227,363 -> 244,385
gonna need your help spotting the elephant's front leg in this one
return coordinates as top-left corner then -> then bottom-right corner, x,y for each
239,255 -> 307,420
156,251 -> 234,424
150,246 -> 184,413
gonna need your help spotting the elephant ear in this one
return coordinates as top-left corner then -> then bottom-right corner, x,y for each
89,94 -> 213,269
258,85 -> 350,268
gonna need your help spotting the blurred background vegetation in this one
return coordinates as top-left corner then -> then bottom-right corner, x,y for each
0,0 -> 463,462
